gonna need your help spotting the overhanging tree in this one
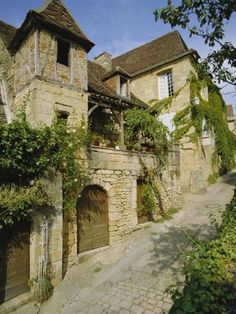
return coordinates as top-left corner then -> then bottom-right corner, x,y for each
154,0 -> 236,89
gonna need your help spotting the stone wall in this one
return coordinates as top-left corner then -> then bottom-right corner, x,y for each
38,29 -> 87,89
14,30 -> 35,94
14,28 -> 87,95
64,147 -> 182,268
13,78 -> 88,126
129,56 -> 193,112
0,37 -> 14,100
30,175 -> 63,286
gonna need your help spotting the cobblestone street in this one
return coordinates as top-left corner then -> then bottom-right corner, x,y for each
13,172 -> 236,314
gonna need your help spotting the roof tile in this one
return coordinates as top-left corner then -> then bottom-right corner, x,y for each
112,31 -> 191,75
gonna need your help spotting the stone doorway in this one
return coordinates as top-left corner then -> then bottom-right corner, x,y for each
77,185 -> 109,253
0,221 -> 30,304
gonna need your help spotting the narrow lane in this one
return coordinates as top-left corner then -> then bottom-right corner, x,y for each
14,171 -> 236,314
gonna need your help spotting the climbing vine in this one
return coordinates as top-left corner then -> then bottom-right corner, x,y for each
172,70 -> 236,174
124,108 -> 169,164
0,111 -> 89,228
124,108 -> 170,219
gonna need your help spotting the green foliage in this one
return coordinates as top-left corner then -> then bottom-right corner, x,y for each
154,0 -> 236,86
207,173 -> 219,185
0,182 -> 52,228
0,114 -> 89,227
157,207 -> 181,223
49,120 -> 89,212
29,271 -> 53,304
169,192 -> 236,313
0,118 -> 56,184
124,108 -> 169,161
172,72 -> 236,174
139,184 -> 156,221
149,84 -> 187,115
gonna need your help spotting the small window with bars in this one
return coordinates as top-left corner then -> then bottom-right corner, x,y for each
158,71 -> 174,100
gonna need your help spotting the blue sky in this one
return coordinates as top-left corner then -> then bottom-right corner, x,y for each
0,0 -> 235,107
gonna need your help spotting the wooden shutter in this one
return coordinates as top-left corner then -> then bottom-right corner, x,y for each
77,186 -> 109,253
158,74 -> 168,100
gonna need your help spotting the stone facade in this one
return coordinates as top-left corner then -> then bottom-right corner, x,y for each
63,147 -> 182,269
0,18 -> 89,295
129,56 -> 215,193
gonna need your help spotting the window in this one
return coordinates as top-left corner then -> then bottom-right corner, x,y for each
120,77 -> 128,97
56,110 -> 69,125
159,112 -> 176,133
158,71 -> 174,100
57,38 -> 70,66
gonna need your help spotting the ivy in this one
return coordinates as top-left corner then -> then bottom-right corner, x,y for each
169,191 -> 236,313
0,182 -> 52,228
124,108 -> 169,163
172,71 -> 236,174
0,114 -> 89,228
138,184 -> 157,221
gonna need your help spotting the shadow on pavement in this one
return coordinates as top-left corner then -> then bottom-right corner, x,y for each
148,222 -> 216,282
222,171 -> 236,186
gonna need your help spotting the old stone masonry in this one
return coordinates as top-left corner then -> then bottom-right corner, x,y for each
11,172 -> 236,314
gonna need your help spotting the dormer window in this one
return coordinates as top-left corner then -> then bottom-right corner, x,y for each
120,77 -> 128,97
57,38 -> 70,66
158,71 -> 174,100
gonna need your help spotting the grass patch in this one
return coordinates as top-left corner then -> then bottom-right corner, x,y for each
207,172 -> 219,185
157,207 -> 182,223
93,266 -> 102,273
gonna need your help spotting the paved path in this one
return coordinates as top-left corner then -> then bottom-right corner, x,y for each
14,171 -> 236,314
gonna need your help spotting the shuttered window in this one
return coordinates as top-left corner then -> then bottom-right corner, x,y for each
158,71 -> 174,100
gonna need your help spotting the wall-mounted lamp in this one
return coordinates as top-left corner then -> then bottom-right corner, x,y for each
191,96 -> 200,106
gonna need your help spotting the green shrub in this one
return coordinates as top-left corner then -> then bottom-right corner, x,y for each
169,192 -> 236,313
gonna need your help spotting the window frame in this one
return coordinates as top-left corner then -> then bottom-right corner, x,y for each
157,70 -> 174,100
119,76 -> 128,98
57,38 -> 70,67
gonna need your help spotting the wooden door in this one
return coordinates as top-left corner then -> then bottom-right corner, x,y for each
137,179 -> 149,224
0,221 -> 30,304
77,186 -> 109,253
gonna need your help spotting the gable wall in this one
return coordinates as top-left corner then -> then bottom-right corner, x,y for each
129,56 -> 193,111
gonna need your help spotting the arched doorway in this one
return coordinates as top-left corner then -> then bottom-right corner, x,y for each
77,185 -> 109,253
0,221 -> 30,303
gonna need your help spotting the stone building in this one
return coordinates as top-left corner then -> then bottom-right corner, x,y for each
0,0 -> 213,307
227,105 -> 236,134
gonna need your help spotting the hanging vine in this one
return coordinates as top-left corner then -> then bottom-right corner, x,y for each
124,108 -> 172,219
0,111 -> 90,228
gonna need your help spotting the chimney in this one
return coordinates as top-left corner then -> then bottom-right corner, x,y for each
94,52 -> 112,72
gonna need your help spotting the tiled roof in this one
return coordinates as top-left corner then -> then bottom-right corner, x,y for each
9,0 -> 94,52
88,61 -> 147,108
102,66 -> 132,81
112,31 -> 196,75
0,21 -> 16,48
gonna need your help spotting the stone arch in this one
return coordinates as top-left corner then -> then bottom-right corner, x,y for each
76,185 -> 109,253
